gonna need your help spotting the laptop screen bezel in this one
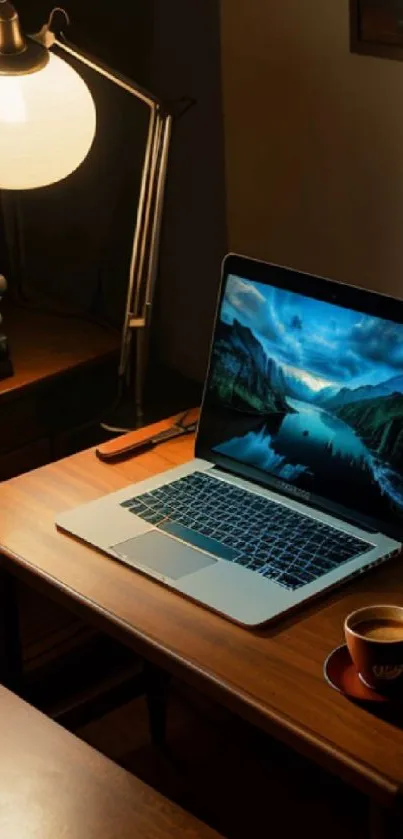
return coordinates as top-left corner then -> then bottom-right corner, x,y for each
195,253 -> 403,541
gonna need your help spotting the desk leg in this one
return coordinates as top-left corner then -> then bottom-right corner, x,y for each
144,662 -> 171,747
0,570 -> 23,691
369,801 -> 400,839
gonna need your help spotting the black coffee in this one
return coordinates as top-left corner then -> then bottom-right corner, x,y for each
355,618 -> 403,642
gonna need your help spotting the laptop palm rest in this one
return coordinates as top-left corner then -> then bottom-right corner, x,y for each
112,530 -> 217,581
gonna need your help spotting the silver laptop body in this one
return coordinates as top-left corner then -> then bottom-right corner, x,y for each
57,255 -> 403,626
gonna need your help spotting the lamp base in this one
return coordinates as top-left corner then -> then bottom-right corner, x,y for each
100,364 -> 203,437
100,392 -> 144,435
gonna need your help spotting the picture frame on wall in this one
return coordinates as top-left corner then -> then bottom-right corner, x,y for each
350,0 -> 403,60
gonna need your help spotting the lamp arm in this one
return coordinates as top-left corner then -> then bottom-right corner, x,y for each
53,35 -> 167,112
47,34 -> 173,425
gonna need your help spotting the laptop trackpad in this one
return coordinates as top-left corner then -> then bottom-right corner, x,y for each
111,530 -> 217,580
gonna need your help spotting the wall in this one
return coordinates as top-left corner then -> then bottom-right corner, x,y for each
220,0 -> 403,297
150,0 -> 227,381
14,0 -> 153,77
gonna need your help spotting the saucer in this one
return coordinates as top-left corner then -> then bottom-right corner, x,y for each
324,645 -> 403,703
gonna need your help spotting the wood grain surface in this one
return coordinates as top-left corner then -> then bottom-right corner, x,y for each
1,414 -> 403,808
0,684 -> 221,839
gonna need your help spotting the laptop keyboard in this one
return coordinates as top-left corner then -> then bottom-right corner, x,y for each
120,472 -> 371,590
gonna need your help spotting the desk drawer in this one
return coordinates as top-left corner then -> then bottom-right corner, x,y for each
0,356 -> 116,458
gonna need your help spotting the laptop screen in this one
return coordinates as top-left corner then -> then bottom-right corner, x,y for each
197,256 -> 403,538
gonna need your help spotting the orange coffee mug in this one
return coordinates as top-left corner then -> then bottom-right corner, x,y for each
344,605 -> 403,691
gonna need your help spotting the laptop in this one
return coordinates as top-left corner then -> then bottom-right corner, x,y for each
56,254 -> 403,626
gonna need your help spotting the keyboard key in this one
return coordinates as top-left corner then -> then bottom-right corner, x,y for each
137,511 -> 164,525
248,558 -> 266,570
236,555 -> 254,567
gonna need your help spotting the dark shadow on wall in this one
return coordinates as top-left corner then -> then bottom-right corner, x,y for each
1,0 -> 226,382
148,0 -> 227,382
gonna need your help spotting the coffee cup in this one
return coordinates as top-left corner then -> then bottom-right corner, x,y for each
344,605 -> 403,691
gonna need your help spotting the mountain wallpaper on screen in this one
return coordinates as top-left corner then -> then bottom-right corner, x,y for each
208,275 -> 403,518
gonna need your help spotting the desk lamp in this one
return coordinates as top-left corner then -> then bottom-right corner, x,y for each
0,0 -> 173,423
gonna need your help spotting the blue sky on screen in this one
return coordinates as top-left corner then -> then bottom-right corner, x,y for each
221,274 -> 403,391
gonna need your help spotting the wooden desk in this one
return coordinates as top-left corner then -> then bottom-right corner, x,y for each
0,684 -> 221,839
1,416 -> 403,837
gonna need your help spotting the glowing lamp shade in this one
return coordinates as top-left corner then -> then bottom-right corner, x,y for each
0,52 -> 96,189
